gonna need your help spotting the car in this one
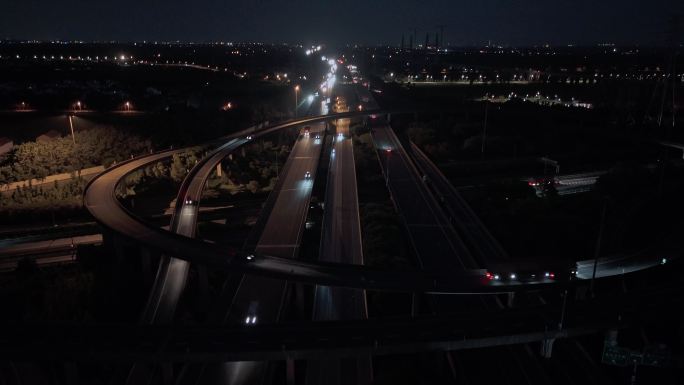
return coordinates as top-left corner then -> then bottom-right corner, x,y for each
315,134 -> 320,139
246,135 -> 253,140
305,171 -> 311,179
245,301 -> 258,324
303,126 -> 310,136
184,196 -> 195,205
331,148 -> 335,155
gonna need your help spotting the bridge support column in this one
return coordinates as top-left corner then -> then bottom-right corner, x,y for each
63,362 -> 79,385
540,338 -> 555,358
161,363 -> 173,385
605,329 -> 619,347
103,229 -> 127,264
140,247 -> 159,286
286,359 -> 295,385
506,292 -> 515,308
197,265 -> 210,315
294,282 -> 305,318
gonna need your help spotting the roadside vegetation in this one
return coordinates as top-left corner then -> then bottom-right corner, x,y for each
352,126 -> 414,316
0,126 -> 151,225
0,126 -> 151,184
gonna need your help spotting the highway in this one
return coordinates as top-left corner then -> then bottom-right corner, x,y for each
371,124 -> 475,273
3,279 -> 680,363
307,96 -> 372,385
358,85 -> 548,382
82,110 -> 672,296
407,141 -> 631,383
212,115 -> 327,384
232,122 -> 326,323
140,138 -> 248,324
409,142 -> 508,267
0,234 -> 102,272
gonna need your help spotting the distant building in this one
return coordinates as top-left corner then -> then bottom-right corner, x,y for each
36,130 -> 61,143
0,137 -> 13,155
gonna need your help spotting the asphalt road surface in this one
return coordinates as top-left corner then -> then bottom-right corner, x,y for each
307,98 -> 372,385
410,142 -> 508,268
371,124 -> 474,272
217,121 -> 327,385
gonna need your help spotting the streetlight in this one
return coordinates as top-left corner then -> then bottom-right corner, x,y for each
385,148 -> 392,186
68,115 -> 76,144
75,101 -> 82,112
124,101 -> 131,112
294,85 -> 300,117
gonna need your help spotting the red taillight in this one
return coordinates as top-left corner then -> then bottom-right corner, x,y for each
485,272 -> 493,280
549,272 -> 555,278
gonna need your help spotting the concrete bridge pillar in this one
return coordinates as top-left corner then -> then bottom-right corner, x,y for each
540,338 -> 556,358
140,247 -> 162,286
506,292 -> 515,308
605,329 -> 619,347
197,265 -> 210,315
103,229 -> 127,264
63,362 -> 79,385
161,363 -> 173,385
411,292 -> 419,317
286,359 -> 296,385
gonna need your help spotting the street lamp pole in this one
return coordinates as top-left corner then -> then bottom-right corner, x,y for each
558,289 -> 568,330
590,198 -> 609,297
481,101 -> 489,158
294,85 -> 300,117
68,115 -> 76,144
274,150 -> 279,178
385,150 -> 391,186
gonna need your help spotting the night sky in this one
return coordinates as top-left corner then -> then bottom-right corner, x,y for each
2,0 -> 682,46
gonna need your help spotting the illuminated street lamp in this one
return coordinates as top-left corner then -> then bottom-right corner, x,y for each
294,85 -> 300,117
75,101 -> 82,112
385,148 -> 392,186
124,101 -> 131,112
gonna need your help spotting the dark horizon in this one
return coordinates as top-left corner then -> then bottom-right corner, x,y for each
0,39 -> 680,49
2,0 -> 682,47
